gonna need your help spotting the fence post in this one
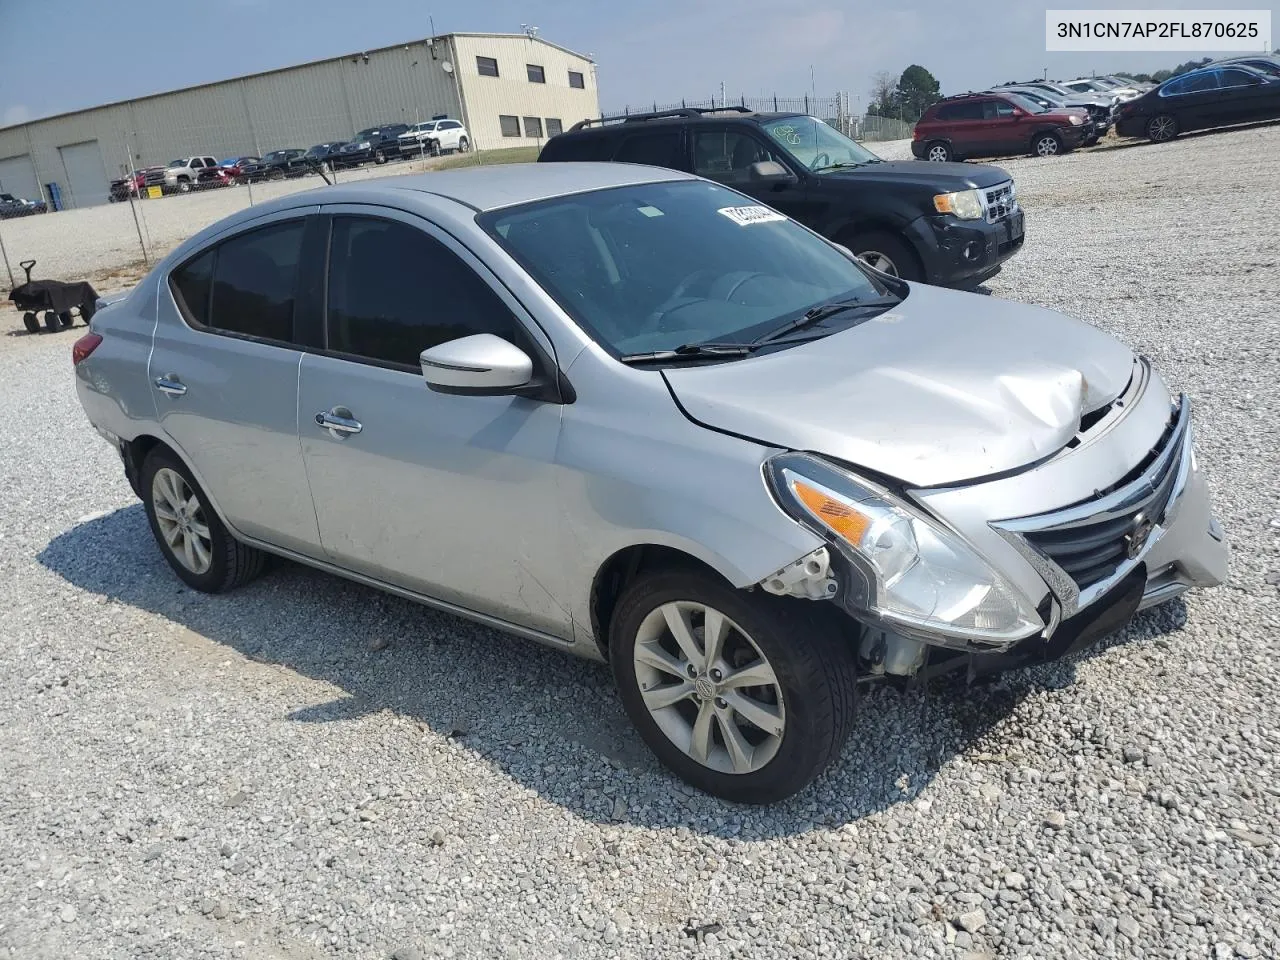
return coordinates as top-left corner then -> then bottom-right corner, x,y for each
121,142 -> 149,264
804,94 -> 809,114
0,225 -> 13,288
774,95 -> 778,111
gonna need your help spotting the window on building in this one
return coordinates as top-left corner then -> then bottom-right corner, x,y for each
568,70 -> 585,89
326,217 -> 525,369
526,64 -> 545,83
614,130 -> 685,168
499,115 -> 521,138
523,116 -> 543,138
545,118 -> 564,137
476,56 -> 499,77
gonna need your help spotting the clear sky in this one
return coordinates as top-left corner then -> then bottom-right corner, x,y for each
0,0 -> 1263,125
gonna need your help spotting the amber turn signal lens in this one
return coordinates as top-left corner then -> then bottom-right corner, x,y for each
792,480 -> 871,544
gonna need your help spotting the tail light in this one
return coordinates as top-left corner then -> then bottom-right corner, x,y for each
72,332 -> 102,365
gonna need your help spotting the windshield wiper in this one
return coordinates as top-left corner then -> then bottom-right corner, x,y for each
750,295 -> 900,346
618,342 -> 752,364
812,161 -> 867,173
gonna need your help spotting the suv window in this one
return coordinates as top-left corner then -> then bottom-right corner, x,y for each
171,220 -> 305,341
614,129 -> 684,168
983,100 -> 1017,119
539,133 -> 613,161
693,130 -> 781,183
937,101 -> 984,121
326,217 -> 525,368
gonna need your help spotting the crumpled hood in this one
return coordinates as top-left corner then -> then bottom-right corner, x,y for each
662,284 -> 1135,487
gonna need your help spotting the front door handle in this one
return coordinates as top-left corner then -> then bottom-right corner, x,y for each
154,375 -> 187,397
314,407 -> 363,437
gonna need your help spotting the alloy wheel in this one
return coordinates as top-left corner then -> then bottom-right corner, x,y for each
857,251 -> 899,276
632,601 -> 786,775
927,145 -> 949,162
151,467 -> 213,575
1148,115 -> 1176,142
1035,136 -> 1060,157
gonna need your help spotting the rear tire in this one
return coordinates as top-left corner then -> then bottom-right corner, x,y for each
141,448 -> 266,593
610,569 -> 858,804
58,311 -> 73,328
925,141 -> 952,162
846,231 -> 922,283
22,312 -> 38,333
458,136 -> 470,153
1147,114 -> 1178,142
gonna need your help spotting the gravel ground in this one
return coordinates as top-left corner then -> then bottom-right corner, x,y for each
1,123 -> 1278,960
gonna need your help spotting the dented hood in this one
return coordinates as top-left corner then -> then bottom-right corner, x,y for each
662,284 -> 1135,487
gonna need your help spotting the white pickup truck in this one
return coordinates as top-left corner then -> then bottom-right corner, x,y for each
163,156 -> 219,193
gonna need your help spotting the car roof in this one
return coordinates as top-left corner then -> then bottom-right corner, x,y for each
562,110 -> 805,136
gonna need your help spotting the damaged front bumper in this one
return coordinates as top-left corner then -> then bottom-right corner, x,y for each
758,389 -> 1228,680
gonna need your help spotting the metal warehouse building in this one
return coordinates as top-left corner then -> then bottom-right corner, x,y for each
0,32 -> 599,210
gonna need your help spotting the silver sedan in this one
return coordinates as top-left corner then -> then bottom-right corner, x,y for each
72,163 -> 1227,803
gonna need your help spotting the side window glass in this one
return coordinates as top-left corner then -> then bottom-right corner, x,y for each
209,220 -> 306,342
993,101 -> 1016,118
614,130 -> 684,168
1221,68 -> 1258,87
326,217 -> 525,368
170,249 -> 214,327
692,130 -> 779,182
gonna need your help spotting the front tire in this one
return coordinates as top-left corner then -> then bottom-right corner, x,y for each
610,570 -> 857,804
457,136 -> 470,153
1147,114 -> 1178,143
177,178 -> 191,193
846,231 -> 922,283
141,448 -> 266,593
1032,132 -> 1062,157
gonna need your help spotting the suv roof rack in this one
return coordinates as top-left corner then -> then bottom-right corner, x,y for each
569,105 -> 752,132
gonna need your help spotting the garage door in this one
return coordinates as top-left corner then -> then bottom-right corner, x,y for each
58,140 -> 109,209
0,154 -> 40,202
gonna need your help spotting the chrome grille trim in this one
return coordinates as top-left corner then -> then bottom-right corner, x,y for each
983,180 -> 1017,223
991,395 -> 1193,619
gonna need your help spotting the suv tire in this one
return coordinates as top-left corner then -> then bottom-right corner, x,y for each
846,231 -> 922,283
1032,132 -> 1063,157
925,141 -> 953,162
141,447 -> 267,593
177,178 -> 192,193
458,136 -> 470,153
610,569 -> 857,803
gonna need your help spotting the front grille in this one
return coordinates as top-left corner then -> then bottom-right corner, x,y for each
1018,403 -> 1186,590
984,181 -> 1016,222
143,170 -> 166,185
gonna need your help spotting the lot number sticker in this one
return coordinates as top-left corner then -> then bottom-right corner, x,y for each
718,205 -> 787,226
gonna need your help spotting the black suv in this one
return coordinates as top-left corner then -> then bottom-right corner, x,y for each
538,107 -> 1024,287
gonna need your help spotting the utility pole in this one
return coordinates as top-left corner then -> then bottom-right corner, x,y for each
719,80 -> 725,108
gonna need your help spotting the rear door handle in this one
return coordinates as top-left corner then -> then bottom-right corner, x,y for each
314,408 -> 363,436
154,375 -> 187,397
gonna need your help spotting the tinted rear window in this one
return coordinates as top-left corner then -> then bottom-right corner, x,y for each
539,134 -> 615,162
613,130 -> 684,169
937,101 -> 984,121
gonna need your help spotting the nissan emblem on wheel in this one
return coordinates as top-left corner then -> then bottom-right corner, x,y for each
72,163 -> 1227,803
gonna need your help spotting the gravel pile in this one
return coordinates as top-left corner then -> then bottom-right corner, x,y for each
1,123 -> 1278,959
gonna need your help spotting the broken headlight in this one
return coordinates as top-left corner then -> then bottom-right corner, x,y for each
765,453 -> 1042,644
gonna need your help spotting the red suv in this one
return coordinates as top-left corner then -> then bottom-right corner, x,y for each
912,92 -> 1089,162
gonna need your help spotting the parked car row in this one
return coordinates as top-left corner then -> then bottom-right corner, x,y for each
913,56 -> 1280,161
106,118 -> 471,202
0,192 -> 48,218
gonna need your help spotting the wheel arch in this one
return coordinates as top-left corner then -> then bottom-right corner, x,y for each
122,433 -> 238,537
832,220 -> 926,279
925,137 -> 955,158
589,544 -> 741,660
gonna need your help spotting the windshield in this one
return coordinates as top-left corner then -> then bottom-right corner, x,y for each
264,151 -> 287,162
759,116 -> 880,172
480,181 -> 889,357
1005,93 -> 1049,113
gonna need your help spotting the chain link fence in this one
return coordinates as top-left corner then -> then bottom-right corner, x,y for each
0,112 -> 492,291
604,95 -> 914,143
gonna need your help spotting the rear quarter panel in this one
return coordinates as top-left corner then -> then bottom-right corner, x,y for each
74,281 -> 158,443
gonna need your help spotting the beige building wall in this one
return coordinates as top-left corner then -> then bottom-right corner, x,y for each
451,34 -> 599,151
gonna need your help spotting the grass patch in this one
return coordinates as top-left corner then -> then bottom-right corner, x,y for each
434,146 -> 541,170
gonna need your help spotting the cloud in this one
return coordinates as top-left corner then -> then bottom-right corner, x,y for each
2,104 -> 31,126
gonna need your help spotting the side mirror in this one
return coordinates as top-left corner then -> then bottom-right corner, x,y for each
748,160 -> 796,183
420,334 -> 534,396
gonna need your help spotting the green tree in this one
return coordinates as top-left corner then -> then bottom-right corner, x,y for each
1151,69 -> 1173,83
897,64 -> 942,122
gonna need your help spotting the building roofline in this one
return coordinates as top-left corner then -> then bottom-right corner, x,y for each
0,32 -> 594,135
